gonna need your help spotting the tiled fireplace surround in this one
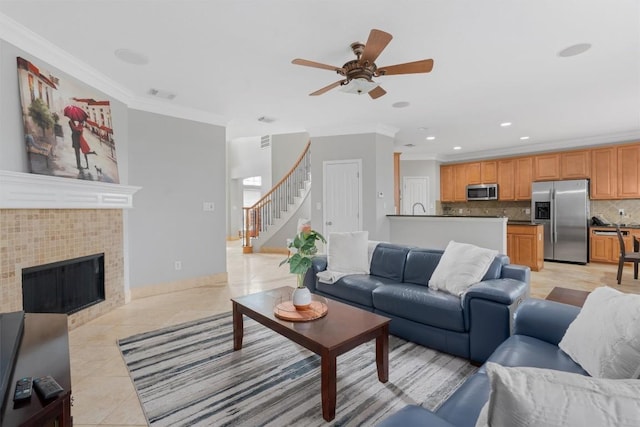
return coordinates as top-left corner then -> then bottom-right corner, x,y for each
0,209 -> 125,329
0,170 -> 140,330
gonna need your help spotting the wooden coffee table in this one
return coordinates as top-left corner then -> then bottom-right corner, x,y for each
231,286 -> 390,421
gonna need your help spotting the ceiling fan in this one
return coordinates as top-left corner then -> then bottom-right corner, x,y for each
292,29 -> 434,99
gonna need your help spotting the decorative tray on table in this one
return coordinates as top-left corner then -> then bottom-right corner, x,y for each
274,295 -> 328,322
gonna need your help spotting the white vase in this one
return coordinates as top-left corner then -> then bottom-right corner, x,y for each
292,286 -> 312,310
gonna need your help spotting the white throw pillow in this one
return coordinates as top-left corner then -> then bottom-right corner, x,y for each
327,231 -> 370,274
558,286 -> 640,379
475,362 -> 640,427
428,240 -> 498,297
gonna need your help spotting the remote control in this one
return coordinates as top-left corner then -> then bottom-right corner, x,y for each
33,375 -> 64,400
13,377 -> 33,401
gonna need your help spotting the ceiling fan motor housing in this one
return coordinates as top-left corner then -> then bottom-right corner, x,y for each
342,59 -> 377,82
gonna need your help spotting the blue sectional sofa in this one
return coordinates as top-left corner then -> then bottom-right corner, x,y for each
306,242 -> 530,363
377,298 -> 585,427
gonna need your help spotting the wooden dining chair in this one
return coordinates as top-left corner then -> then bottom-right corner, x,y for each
616,225 -> 640,284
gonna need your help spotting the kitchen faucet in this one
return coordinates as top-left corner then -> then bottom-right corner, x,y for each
412,202 -> 426,215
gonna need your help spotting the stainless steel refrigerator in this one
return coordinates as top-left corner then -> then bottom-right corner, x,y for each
531,179 -> 590,264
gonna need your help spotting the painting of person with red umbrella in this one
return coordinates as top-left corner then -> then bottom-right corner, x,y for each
64,105 -> 96,170
16,56 -> 120,183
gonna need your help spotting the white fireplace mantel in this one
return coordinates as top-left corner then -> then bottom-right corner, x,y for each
0,170 -> 141,209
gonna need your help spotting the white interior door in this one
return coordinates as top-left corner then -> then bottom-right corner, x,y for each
323,160 -> 362,235
402,176 -> 429,215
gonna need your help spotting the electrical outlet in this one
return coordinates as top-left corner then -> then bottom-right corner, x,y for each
174,261 -> 182,270
619,208 -> 625,216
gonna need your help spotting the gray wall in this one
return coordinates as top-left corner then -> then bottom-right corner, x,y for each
400,159 -> 440,214
310,133 -> 393,242
128,110 -> 226,288
270,132 -> 309,184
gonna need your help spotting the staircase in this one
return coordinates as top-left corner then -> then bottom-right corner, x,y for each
243,142 -> 311,253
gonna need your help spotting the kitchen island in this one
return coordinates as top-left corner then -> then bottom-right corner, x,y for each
387,215 -> 507,253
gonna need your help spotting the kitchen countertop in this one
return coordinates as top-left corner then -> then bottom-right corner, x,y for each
386,215 -> 542,225
507,220 -> 541,226
590,224 -> 640,229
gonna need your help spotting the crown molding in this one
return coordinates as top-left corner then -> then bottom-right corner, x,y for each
128,98 -> 228,127
398,152 -> 440,161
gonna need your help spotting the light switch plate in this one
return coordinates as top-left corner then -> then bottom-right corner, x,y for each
203,202 -> 215,211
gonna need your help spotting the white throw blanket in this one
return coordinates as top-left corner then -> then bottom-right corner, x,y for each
317,240 -> 380,284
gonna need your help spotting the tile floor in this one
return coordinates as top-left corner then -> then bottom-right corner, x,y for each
70,240 -> 640,427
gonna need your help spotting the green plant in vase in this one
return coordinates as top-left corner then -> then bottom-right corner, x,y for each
280,222 -> 326,308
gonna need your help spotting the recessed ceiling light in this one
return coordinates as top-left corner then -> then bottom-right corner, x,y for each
500,122 -> 512,127
558,43 -> 592,58
114,48 -> 149,65
453,146 -> 462,150
426,136 -> 436,141
520,136 -> 530,140
392,101 -> 410,108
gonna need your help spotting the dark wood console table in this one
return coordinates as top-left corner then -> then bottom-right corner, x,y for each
1,313 -> 72,427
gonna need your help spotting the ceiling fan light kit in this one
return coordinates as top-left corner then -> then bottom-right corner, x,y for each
292,29 -> 434,99
340,78 -> 379,95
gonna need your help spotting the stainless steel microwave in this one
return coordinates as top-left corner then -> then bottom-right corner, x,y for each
466,184 -> 498,201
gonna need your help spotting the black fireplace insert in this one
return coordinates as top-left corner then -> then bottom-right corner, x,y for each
22,253 -> 105,315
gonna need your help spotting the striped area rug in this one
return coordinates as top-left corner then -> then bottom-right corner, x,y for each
118,312 -> 476,426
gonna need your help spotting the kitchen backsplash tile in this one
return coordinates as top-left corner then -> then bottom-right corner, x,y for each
439,201 -> 531,220
591,200 -> 640,225
440,199 -> 640,224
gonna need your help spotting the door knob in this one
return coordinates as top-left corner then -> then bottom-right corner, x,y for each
326,221 -> 332,225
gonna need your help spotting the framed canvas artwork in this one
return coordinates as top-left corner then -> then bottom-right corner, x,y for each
16,57 -> 120,183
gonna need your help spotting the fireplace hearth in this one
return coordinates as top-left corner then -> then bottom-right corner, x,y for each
22,254 -> 105,315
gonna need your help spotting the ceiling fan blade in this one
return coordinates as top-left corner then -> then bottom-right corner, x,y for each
368,85 -> 387,99
309,80 -> 345,96
292,58 -> 343,72
378,59 -> 434,75
360,29 -> 393,64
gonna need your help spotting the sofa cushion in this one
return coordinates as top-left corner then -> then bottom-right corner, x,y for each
428,241 -> 498,297
484,334 -> 588,375
476,363 -> 640,427
316,274 -> 397,307
559,286 -> 640,379
372,283 -> 465,332
403,248 -> 443,286
369,243 -> 410,282
326,231 -> 370,274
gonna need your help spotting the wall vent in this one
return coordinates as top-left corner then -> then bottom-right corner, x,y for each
260,135 -> 271,148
